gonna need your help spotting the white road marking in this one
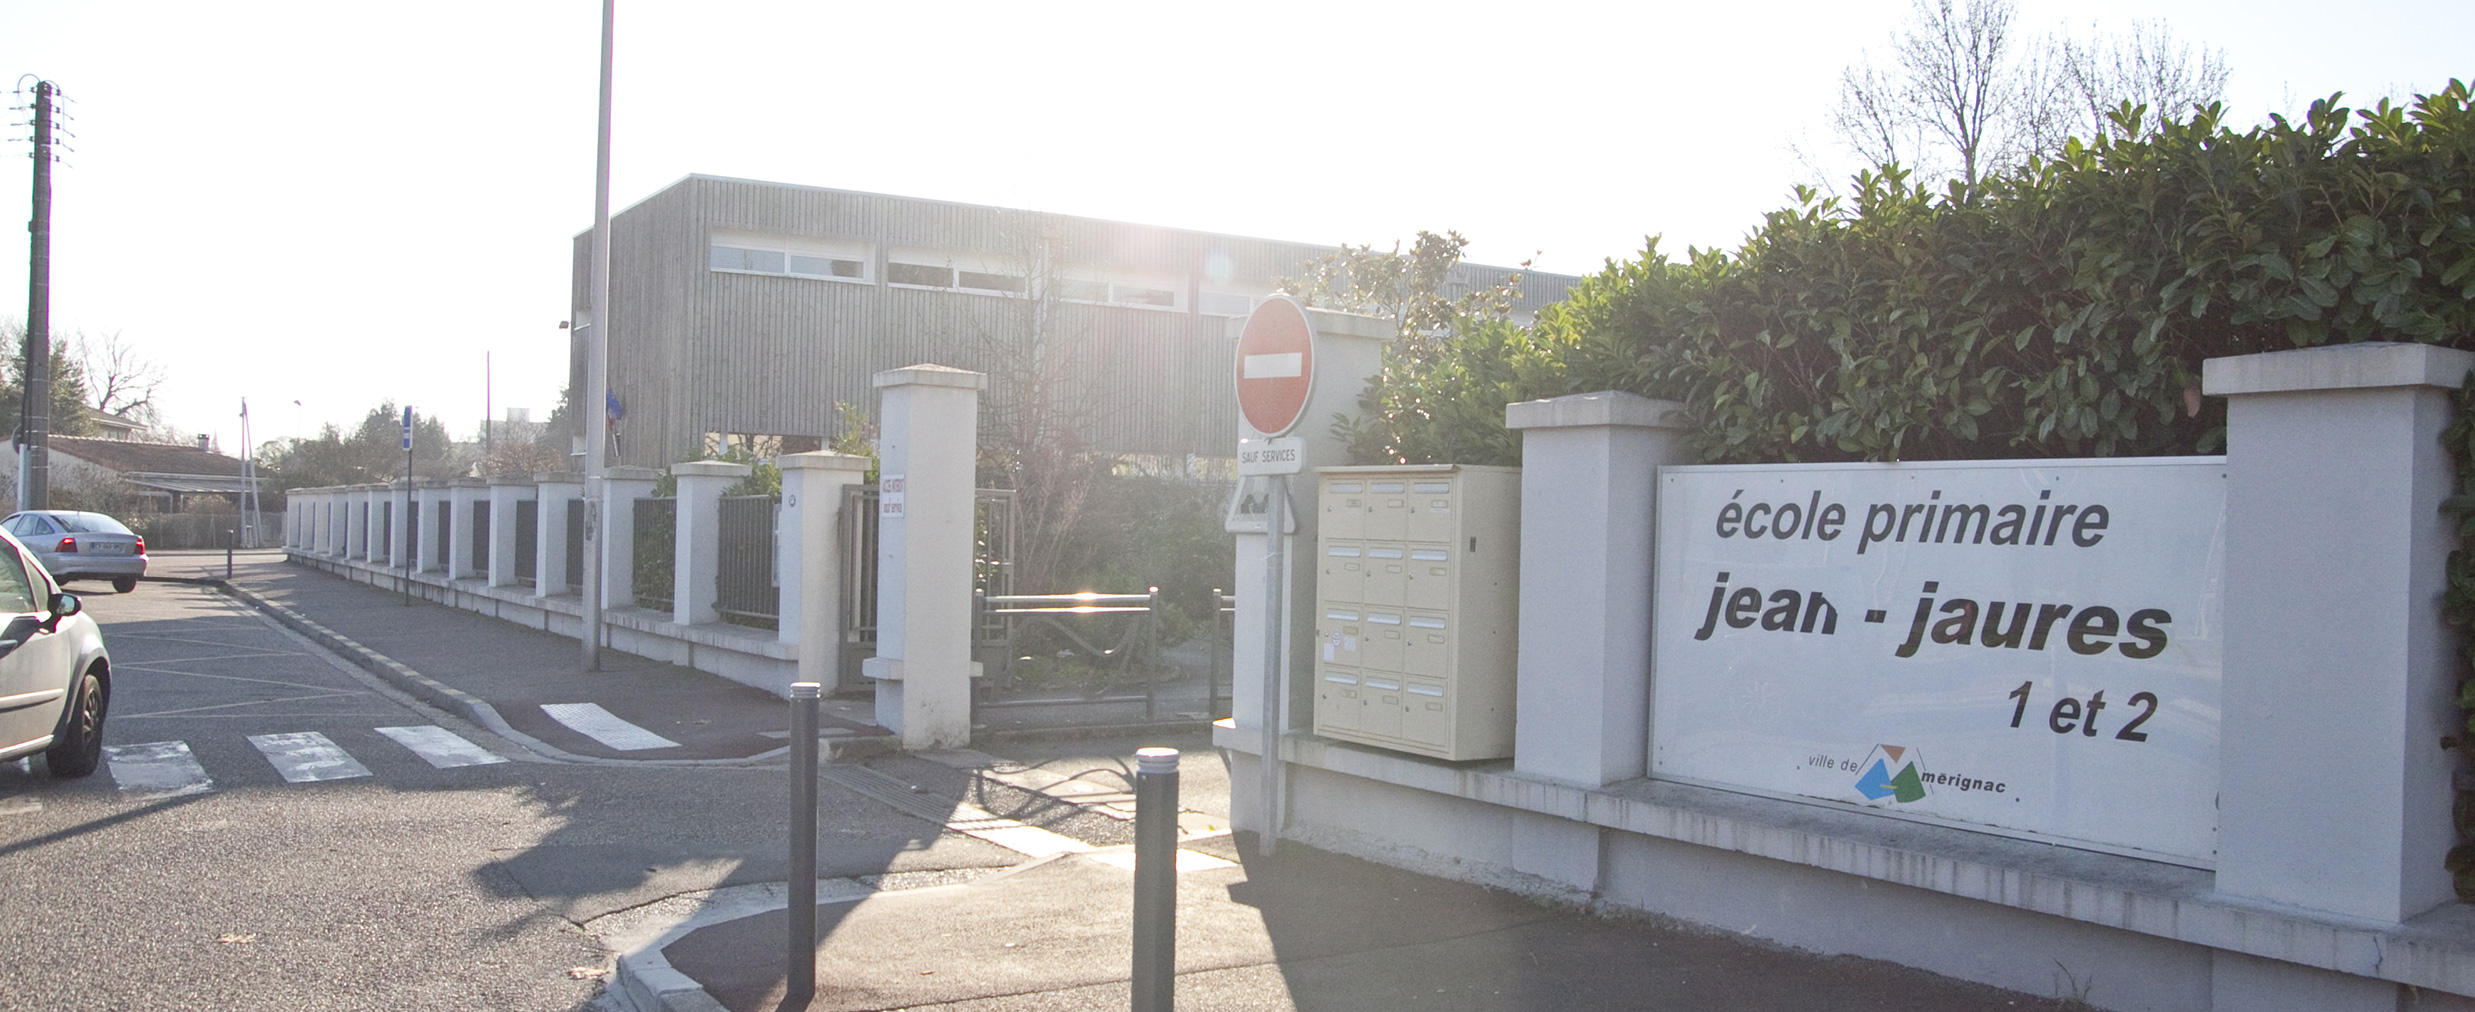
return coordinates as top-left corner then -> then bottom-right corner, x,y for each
539,703 -> 681,751
946,805 -> 1094,858
0,796 -> 40,816
246,731 -> 373,783
374,725 -> 509,768
1085,849 -> 1238,873
105,740 -> 216,796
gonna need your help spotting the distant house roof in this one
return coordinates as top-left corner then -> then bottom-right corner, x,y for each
50,435 -> 247,477
49,435 -> 260,496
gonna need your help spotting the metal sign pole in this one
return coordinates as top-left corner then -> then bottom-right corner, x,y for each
1258,474 -> 1285,858
401,407 -> 414,607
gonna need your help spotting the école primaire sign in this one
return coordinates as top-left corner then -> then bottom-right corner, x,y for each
1651,458 -> 2226,866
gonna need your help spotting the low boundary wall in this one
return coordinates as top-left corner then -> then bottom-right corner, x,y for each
1220,342 -> 2475,1012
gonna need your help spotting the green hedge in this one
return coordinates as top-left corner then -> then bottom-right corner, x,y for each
1354,84 -> 2475,466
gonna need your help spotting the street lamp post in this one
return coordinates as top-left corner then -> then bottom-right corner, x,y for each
580,0 -> 616,670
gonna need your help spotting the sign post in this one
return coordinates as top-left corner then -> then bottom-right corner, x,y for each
1234,297 -> 1314,857
400,406 -> 415,607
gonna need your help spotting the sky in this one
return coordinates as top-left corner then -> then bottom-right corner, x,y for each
0,0 -> 2466,456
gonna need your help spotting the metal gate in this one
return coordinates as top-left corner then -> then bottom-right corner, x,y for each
836,485 -> 1014,694
716,495 -> 779,628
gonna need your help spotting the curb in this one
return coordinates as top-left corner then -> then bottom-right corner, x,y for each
219,582 -> 894,767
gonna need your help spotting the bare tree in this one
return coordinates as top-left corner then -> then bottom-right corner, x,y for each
2051,21 -> 2230,142
79,330 -> 167,423
1832,0 -> 2044,187
1832,0 -> 2228,187
965,213 -> 1118,594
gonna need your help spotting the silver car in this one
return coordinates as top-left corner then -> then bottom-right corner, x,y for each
3,511 -> 148,593
0,527 -> 110,777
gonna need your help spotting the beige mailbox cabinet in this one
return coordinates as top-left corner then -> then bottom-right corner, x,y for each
1311,464 -> 1519,760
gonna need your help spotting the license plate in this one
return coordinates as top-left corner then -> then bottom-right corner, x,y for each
87,543 -> 129,555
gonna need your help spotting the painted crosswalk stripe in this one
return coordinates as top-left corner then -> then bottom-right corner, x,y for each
247,731 -> 372,783
539,703 -> 681,751
374,725 -> 510,768
105,740 -> 215,796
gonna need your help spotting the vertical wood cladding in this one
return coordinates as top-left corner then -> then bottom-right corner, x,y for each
575,175 -> 1575,467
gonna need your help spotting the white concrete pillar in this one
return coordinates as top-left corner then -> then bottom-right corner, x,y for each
863,365 -> 985,750
780,452 -> 871,682
328,491 -> 346,557
534,472 -> 583,597
599,466 -> 659,608
672,460 -> 750,626
415,481 -> 449,573
447,479 -> 486,580
486,475 -> 534,588
2206,342 -> 2474,926
386,481 -> 413,570
1504,391 -> 1692,788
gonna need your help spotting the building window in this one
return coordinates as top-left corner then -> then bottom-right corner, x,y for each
1112,284 -> 1178,308
1054,279 -> 1109,302
957,270 -> 1026,294
711,246 -> 786,273
709,231 -> 872,283
887,261 -> 953,287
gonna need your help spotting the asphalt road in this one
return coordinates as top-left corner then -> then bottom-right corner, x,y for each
0,578 -> 1007,1012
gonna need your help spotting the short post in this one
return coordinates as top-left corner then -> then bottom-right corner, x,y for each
225,530 -> 235,582
1131,746 -> 1179,1012
788,681 -> 821,1001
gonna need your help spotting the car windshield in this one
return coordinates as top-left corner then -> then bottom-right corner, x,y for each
55,513 -> 132,535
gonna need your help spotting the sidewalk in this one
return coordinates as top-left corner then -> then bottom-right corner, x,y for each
668,835 -> 2044,1012
227,557 -> 2046,1011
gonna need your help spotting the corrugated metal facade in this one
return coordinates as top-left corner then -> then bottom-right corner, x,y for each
572,175 -> 1577,467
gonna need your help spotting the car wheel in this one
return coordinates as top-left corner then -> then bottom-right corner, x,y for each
46,668 -> 106,778
112,577 -> 136,594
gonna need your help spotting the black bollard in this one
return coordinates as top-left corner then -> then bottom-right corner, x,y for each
789,681 -> 821,1002
1131,746 -> 1179,1012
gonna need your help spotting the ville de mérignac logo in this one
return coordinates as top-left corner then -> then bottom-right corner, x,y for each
1854,744 -> 1928,804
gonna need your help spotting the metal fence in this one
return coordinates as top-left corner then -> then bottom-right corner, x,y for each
979,589 -> 1166,716
377,502 -> 392,564
633,497 -> 675,612
716,494 -> 780,627
565,498 -> 585,589
513,500 -> 538,586
404,500 -> 420,567
130,513 -> 287,551
837,485 -> 1016,694
471,501 -> 490,574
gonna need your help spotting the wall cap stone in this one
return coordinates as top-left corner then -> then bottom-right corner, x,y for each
1505,391 -> 1692,431
872,363 -> 988,391
605,466 -> 661,482
779,451 -> 872,473
2203,341 -> 2475,397
672,460 -> 754,479
532,472 -> 586,485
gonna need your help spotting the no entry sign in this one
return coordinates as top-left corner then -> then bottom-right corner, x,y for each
1235,296 -> 1315,437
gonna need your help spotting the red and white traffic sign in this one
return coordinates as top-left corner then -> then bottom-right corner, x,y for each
1234,295 -> 1315,437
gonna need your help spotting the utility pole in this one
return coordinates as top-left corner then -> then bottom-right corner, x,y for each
18,78 -> 58,512
580,0 -> 616,670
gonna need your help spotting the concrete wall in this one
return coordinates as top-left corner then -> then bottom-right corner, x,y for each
1216,343 -> 2475,1012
